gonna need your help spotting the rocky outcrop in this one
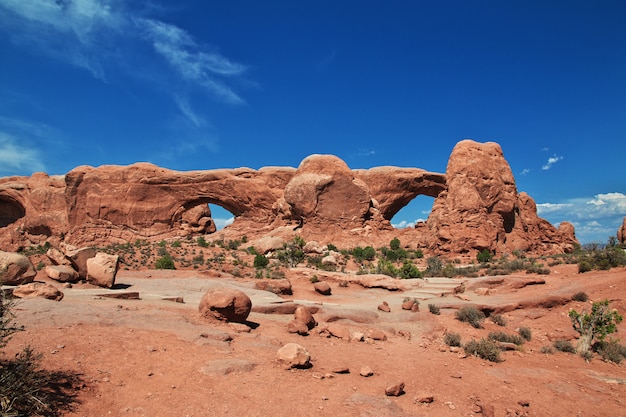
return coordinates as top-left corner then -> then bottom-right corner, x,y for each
423,140 -> 578,255
618,217 -> 626,245
0,140 -> 577,256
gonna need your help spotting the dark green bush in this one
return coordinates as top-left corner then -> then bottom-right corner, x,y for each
155,253 -> 176,269
399,260 -> 422,279
443,332 -> 461,347
197,236 -> 209,247
253,254 -> 269,269
477,249 -> 493,263
463,338 -> 502,362
456,306 -> 486,329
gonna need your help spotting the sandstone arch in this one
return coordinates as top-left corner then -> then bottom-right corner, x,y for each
0,195 -> 25,228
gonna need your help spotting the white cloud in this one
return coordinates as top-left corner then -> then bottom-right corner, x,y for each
520,168 -> 531,175
0,0 -> 248,105
541,154 -> 563,170
0,132 -> 45,174
537,192 -> 626,243
214,217 -> 234,230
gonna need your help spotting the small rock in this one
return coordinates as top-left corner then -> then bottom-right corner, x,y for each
415,393 -> 434,404
313,281 -> 332,295
359,366 -> 374,377
332,366 -> 350,374
517,399 -> 530,407
366,329 -> 387,341
477,402 -> 495,417
401,300 -> 415,310
385,382 -> 405,397
377,303 -> 390,312
287,319 -> 309,335
350,331 -> 365,342
277,343 -> 311,369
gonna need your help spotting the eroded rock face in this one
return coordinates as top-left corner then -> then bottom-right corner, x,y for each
0,140 -> 577,256
618,217 -> 626,245
425,140 -> 578,255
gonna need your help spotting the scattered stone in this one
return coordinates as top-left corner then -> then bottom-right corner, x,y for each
65,246 -> 96,279
332,366 -> 350,374
378,302 -> 391,312
228,322 -> 252,333
13,282 -> 63,301
477,402 -> 495,417
199,287 -> 252,323
350,331 -> 365,342
287,319 -> 309,335
518,399 -> 530,407
359,366 -> 374,377
323,323 -> 351,340
366,329 -> 387,341
86,252 -> 119,288
411,302 -> 420,312
415,393 -> 435,404
474,287 -> 490,296
277,343 -> 311,368
254,278 -> 292,295
385,382 -> 405,397
294,306 -> 317,330
0,250 -> 36,285
162,297 -> 184,303
44,265 -> 79,283
313,281 -> 332,295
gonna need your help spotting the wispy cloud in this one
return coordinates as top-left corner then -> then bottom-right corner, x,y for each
0,0 -> 248,115
520,168 -> 531,175
214,216 -> 234,230
542,154 -> 563,170
0,131 -> 45,174
537,192 -> 626,243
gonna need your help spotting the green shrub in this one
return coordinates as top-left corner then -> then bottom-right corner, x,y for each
253,254 -> 269,269
155,253 -> 176,270
197,236 -> 209,247
569,299 -> 623,354
428,304 -> 441,315
171,240 -> 181,248
477,249 -> 493,263
572,291 -> 589,302
553,339 -> 576,353
518,327 -> 532,341
463,338 -> 502,362
309,275 -> 319,284
443,332 -> 462,347
488,331 -> 524,346
490,314 -> 507,327
456,306 -> 486,329
327,243 -> 338,252
578,260 -> 593,273
399,260 -> 422,279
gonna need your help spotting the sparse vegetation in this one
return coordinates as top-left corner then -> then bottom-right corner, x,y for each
428,304 -> 441,315
155,253 -> 176,270
456,306 -> 486,329
572,291 -> 589,302
463,338 -> 502,362
443,332 -> 462,347
553,339 -> 576,354
594,339 -> 626,364
490,313 -> 507,327
488,331 -> 524,346
540,345 -> 555,354
518,327 -> 532,341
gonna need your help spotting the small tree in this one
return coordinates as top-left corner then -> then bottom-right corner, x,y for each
477,249 -> 493,263
253,254 -> 269,269
569,299 -> 623,354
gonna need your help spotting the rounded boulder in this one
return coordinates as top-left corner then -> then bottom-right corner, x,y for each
199,288 -> 252,323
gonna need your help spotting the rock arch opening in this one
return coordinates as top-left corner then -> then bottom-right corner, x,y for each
209,204 -> 235,230
0,196 -> 25,228
390,195 -> 435,229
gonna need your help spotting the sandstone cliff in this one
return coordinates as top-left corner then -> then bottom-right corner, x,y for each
0,140 -> 577,256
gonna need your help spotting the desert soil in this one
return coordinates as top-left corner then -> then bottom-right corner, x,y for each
6,264 -> 626,417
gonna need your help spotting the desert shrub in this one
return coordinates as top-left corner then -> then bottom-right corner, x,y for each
477,250 -> 493,263
338,280 -> 349,288
399,260 -> 422,279
456,306 -> 486,329
1,292 -> 80,416
572,291 -> 589,302
253,254 -> 269,269
488,331 -> 524,346
425,256 -> 443,276
192,254 -> 204,265
327,243 -> 338,252
463,338 -> 502,362
376,259 -> 398,277
540,345 -> 555,354
518,327 -> 532,341
276,238 -> 306,267
578,260 -> 593,273
309,275 -> 319,284
413,249 -> 424,259
197,236 -> 209,247
155,253 -> 175,270
553,339 -> 576,353
428,304 -> 441,315
443,332 -> 461,347
569,299 -> 623,354
594,339 -> 626,364
490,314 -> 507,327
171,240 -> 181,248
351,246 -> 376,263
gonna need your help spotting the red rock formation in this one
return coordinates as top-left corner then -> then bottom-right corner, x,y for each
0,140 -> 578,256
618,217 -> 626,245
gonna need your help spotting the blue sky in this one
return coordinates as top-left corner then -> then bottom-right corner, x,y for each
0,0 -> 624,244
